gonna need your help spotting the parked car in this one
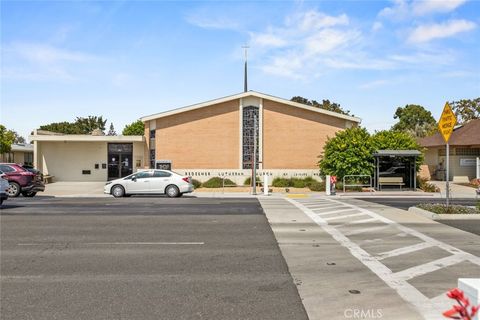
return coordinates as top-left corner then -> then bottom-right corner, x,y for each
104,169 -> 193,198
0,163 -> 45,197
0,171 -> 9,205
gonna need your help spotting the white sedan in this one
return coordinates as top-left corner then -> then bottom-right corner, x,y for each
104,170 -> 193,198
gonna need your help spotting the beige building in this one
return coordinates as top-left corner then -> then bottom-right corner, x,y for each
141,91 -> 360,183
30,130 -> 144,181
1,143 -> 34,166
419,119 -> 480,182
30,91 -> 360,182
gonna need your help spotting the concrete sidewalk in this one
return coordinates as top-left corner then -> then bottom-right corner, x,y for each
429,180 -> 479,198
41,182 -> 110,197
261,195 -> 480,320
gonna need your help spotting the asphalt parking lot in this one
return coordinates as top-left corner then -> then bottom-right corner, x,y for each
0,197 -> 307,320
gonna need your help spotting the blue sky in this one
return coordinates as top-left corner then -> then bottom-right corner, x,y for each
1,0 -> 479,140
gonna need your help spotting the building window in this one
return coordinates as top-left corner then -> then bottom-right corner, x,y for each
150,129 -> 155,138
24,152 -> 33,166
455,148 -> 480,156
242,106 -> 259,169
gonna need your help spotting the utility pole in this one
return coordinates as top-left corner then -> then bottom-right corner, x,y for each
252,115 -> 257,195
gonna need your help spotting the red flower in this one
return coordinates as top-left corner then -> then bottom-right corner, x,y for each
443,288 -> 479,320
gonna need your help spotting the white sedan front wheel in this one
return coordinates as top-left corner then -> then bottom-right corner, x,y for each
112,185 -> 125,198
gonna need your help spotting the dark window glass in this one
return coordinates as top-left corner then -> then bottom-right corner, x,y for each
150,129 -> 156,138
150,149 -> 155,169
153,170 -> 171,178
135,171 -> 151,179
242,106 -> 259,169
0,165 -> 15,173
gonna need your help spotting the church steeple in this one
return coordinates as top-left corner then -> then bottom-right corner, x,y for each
242,45 -> 249,92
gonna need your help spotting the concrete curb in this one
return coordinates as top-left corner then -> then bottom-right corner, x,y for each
408,206 -> 480,220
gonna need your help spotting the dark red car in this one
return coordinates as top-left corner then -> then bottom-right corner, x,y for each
0,163 -> 45,197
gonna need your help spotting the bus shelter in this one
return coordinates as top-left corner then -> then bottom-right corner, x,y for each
373,150 -> 422,191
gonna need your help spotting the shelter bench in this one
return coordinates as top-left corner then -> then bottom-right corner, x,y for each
43,175 -> 54,184
378,177 -> 405,190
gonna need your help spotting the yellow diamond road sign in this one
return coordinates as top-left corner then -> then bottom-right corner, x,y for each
438,102 -> 457,143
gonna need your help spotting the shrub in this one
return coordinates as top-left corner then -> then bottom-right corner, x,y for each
417,203 -> 479,214
191,179 -> 201,189
272,177 -> 290,187
417,177 -> 440,192
471,178 -> 480,186
291,178 -> 308,188
244,176 -> 261,186
308,181 -> 324,191
202,177 -> 236,188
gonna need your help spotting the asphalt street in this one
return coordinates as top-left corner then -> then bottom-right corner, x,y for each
0,197 -> 308,320
357,197 -> 480,236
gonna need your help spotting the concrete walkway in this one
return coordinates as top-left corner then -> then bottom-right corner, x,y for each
42,182 -> 109,197
261,195 -> 480,320
429,180 -> 479,199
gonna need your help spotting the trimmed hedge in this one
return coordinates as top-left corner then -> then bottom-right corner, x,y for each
202,177 -> 236,188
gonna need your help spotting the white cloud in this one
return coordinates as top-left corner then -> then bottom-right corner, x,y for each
250,33 -> 287,48
380,0 -> 468,18
185,12 -> 241,30
408,19 -> 476,43
248,10 -> 364,78
413,0 -> 468,15
291,10 -> 349,30
372,21 -> 383,32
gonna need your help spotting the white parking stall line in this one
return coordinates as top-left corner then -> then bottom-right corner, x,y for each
286,197 -> 440,319
343,224 -> 391,237
323,212 -> 366,221
376,242 -> 435,261
288,197 -> 480,319
392,254 -> 468,281
316,208 -> 357,215
347,217 -> 379,225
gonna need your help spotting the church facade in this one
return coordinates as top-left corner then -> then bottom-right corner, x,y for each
141,91 -> 360,183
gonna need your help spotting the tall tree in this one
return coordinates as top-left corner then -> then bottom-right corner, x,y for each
450,98 -> 480,125
39,116 -> 107,134
122,120 -> 144,136
392,104 -> 436,137
318,127 -> 375,179
10,130 -> 26,144
75,116 -> 107,134
107,123 -> 117,136
291,96 -> 352,116
0,125 -> 15,154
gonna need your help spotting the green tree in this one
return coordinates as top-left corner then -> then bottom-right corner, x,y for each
39,116 -> 107,134
318,128 -> 425,179
10,130 -> 26,144
122,120 -> 144,136
372,130 -> 424,169
75,116 -> 107,134
0,125 -> 15,154
39,121 -> 82,134
107,122 -> 117,136
291,96 -> 352,116
392,104 -> 436,137
318,127 -> 375,179
450,98 -> 480,125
